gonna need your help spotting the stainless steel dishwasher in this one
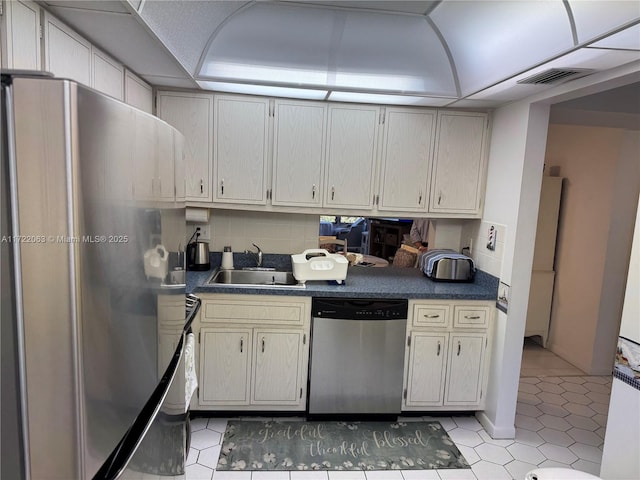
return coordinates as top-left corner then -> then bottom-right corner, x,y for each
308,298 -> 408,415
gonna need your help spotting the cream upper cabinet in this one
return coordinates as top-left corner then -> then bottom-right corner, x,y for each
324,104 -> 380,210
213,95 -> 270,205
1,0 -> 42,70
124,69 -> 153,114
430,111 -> 488,214
133,112 -> 175,201
377,107 -> 436,212
91,46 -> 123,101
271,100 -> 327,208
43,11 -> 91,86
157,91 -> 214,202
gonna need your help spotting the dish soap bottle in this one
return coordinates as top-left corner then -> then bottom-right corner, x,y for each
221,246 -> 234,270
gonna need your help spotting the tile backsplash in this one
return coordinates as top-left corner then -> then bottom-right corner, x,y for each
194,210 -> 320,254
463,220 -> 507,278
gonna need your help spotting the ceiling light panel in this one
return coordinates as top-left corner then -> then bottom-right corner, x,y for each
430,0 -> 574,97
197,81 -> 328,100
568,0 -> 640,44
328,91 -> 455,106
333,9 -> 456,95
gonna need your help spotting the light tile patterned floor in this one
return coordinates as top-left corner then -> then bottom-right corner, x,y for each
186,344 -> 611,480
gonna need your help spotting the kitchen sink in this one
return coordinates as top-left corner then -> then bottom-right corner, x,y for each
207,269 -> 305,288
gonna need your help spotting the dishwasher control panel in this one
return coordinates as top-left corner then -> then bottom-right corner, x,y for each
312,298 -> 408,320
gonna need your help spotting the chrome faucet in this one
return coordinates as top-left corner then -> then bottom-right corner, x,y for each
246,243 -> 263,267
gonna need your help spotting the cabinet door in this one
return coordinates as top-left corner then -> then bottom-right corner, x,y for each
324,105 -> 380,209
156,121 -> 176,200
272,100 -> 327,207
404,332 -> 448,407
444,333 -> 486,406
213,95 -> 269,204
124,69 -> 153,114
91,47 -> 124,101
378,108 -> 436,212
430,112 -> 487,214
43,12 -> 91,86
157,91 -> 213,202
2,0 -> 41,70
252,330 -> 304,406
200,328 -> 252,405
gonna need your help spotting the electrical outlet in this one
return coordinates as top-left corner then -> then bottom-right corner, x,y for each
199,225 -> 211,241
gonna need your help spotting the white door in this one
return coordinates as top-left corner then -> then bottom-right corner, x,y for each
252,330 -> 304,405
378,108 -> 436,212
272,100 -> 327,207
404,332 -> 448,407
157,92 -> 213,201
43,12 -> 91,86
324,105 -> 380,209
213,95 -> 269,204
2,0 -> 41,70
430,112 -> 487,214
199,328 -> 252,405
444,333 -> 486,405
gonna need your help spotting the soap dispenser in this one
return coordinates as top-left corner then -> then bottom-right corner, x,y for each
221,246 -> 234,270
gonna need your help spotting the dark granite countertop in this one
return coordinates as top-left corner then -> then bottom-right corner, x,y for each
187,253 -> 499,301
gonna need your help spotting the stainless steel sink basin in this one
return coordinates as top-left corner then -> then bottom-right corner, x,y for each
207,269 -> 304,288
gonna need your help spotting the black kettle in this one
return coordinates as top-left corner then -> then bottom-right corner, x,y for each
186,228 -> 210,271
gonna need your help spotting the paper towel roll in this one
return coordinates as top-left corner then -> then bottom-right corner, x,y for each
186,207 -> 210,223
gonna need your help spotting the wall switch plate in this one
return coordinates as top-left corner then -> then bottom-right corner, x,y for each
199,225 -> 211,241
486,225 -> 497,251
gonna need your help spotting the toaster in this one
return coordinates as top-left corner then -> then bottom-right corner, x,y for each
420,249 -> 475,282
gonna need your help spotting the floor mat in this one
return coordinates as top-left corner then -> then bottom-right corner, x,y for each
216,420 -> 470,471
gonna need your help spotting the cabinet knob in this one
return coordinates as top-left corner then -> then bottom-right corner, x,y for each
240,338 -> 243,353
262,337 -> 265,353
437,341 -> 441,356
457,341 -> 461,356
418,191 -> 422,205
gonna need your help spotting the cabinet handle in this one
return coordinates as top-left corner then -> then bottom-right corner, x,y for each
331,186 -> 335,201
438,192 -> 442,205
220,179 -> 224,196
240,338 -> 243,353
312,184 -> 316,199
457,341 -> 461,356
424,314 -> 440,318
437,341 -> 441,356
464,315 -> 481,319
418,191 -> 422,204
200,179 -> 204,194
262,337 -> 265,353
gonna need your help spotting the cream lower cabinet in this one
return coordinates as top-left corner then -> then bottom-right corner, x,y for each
195,294 -> 311,411
403,300 -> 492,411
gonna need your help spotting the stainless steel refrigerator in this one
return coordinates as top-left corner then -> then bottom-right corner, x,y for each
1,73 -> 198,479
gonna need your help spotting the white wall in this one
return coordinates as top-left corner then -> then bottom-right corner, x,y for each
476,101 -> 550,438
545,126 -> 639,374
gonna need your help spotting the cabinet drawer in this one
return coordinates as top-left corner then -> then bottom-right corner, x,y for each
202,298 -> 306,325
453,306 -> 490,328
412,304 -> 450,328
158,295 -> 185,327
